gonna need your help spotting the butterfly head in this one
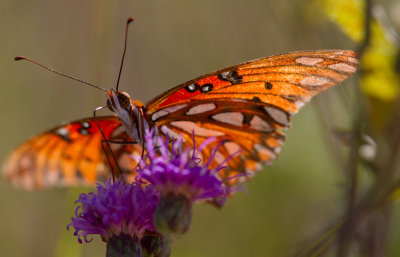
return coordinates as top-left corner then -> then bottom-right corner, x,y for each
107,90 -> 132,112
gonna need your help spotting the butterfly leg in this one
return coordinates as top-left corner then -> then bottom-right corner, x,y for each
93,105 -> 127,181
100,139 -> 139,180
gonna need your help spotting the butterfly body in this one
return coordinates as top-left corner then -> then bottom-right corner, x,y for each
106,90 -> 148,145
4,50 -> 358,189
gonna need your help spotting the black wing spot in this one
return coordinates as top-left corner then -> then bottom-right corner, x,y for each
185,83 -> 200,93
201,83 -> 213,93
265,82 -> 273,90
84,156 -> 94,163
76,170 -> 84,180
252,96 -> 261,103
63,154 -> 73,160
78,128 -> 90,135
281,95 -> 299,103
279,95 -> 299,103
217,70 -> 243,84
78,122 -> 91,135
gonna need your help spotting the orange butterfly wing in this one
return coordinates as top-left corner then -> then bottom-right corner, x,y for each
146,50 -> 358,184
3,117 -> 140,189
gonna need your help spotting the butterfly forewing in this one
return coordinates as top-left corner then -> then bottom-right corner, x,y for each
146,50 -> 358,184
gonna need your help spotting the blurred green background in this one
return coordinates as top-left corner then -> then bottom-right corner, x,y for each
1,0 -> 398,257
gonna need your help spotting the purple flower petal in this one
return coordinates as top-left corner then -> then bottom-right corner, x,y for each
136,129 -> 230,206
68,178 -> 159,243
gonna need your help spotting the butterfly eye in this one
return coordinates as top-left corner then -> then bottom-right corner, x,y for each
106,92 -> 131,112
106,99 -> 114,112
117,92 -> 131,109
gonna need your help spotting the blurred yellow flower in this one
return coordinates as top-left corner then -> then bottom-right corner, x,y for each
323,0 -> 399,101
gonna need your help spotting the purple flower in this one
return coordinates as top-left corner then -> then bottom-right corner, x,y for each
135,129 -> 232,235
137,129 -> 229,206
68,178 -> 159,244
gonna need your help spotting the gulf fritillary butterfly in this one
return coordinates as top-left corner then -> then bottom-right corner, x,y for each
3,49 -> 358,189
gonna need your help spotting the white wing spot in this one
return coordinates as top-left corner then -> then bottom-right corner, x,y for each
151,110 -> 169,121
151,104 -> 187,121
238,174 -> 251,183
56,128 -> 69,137
110,142 -> 124,152
328,63 -> 356,73
186,103 -> 216,115
255,144 -> 276,161
264,107 -> 290,126
271,138 -> 284,154
82,122 -> 90,128
224,141 -> 241,155
214,151 -> 226,164
250,115 -> 273,131
230,99 -> 247,103
117,153 -> 134,169
300,76 -> 330,86
347,57 -> 358,64
44,171 -> 60,187
296,102 -> 305,109
171,121 -> 225,137
212,112 -> 244,126
295,57 -> 324,66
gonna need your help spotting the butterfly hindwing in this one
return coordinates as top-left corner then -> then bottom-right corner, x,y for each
3,117 -> 140,189
146,50 -> 358,184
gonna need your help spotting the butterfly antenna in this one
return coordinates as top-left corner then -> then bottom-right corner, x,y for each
14,56 -> 107,92
116,17 -> 134,92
